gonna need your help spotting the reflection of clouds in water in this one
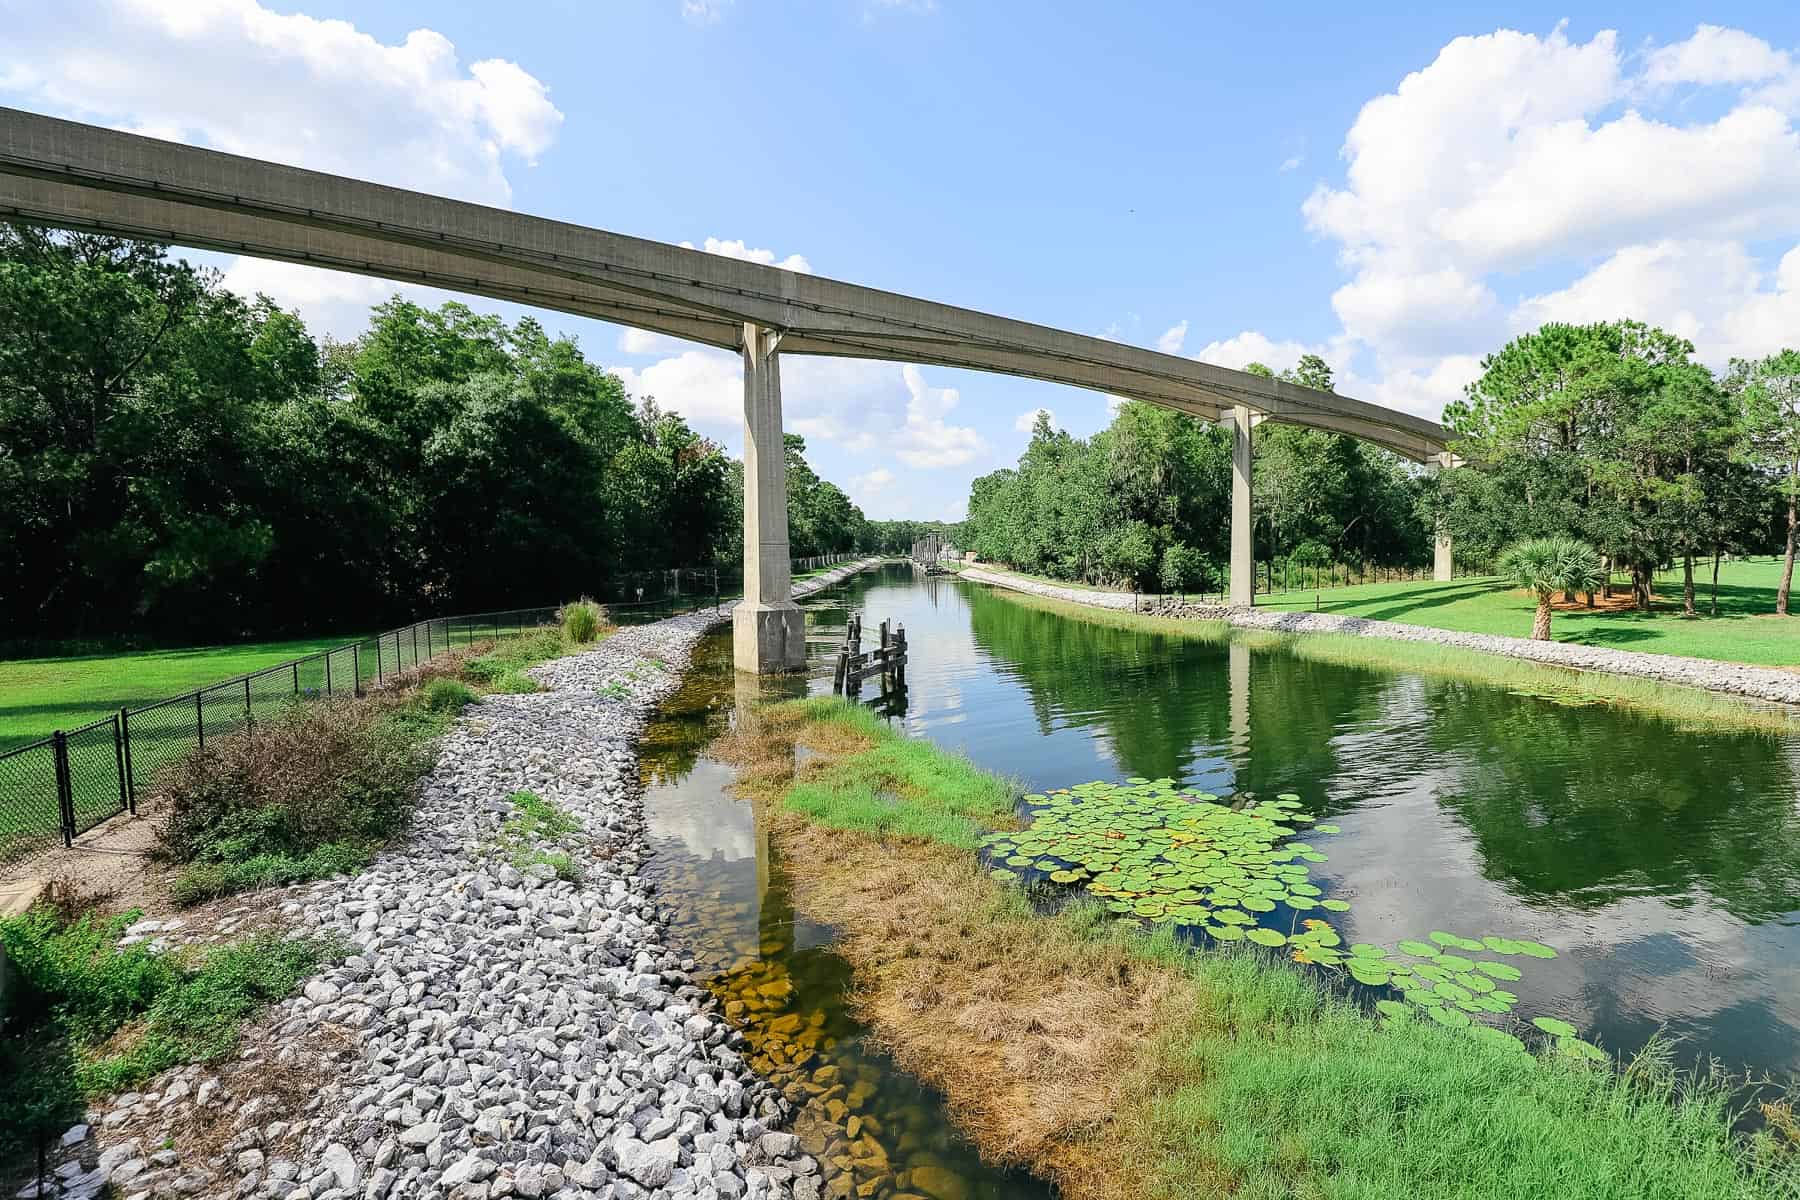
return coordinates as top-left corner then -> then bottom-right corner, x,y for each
645,759 -> 757,861
1314,743 -> 1800,1075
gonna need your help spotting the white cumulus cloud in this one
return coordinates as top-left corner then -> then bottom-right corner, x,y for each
896,367 -> 986,468
680,237 -> 813,274
1013,407 -> 1056,433
0,0 -> 562,205
0,0 -> 564,336
1155,320 -> 1189,354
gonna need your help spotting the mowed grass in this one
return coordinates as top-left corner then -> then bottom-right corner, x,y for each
1255,556 -> 1798,666
0,633 -> 368,751
748,698 -> 1800,1200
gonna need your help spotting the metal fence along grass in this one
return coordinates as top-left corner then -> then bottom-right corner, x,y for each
0,555 -> 861,863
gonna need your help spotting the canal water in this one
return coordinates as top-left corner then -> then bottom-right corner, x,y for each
640,563 -> 1800,1199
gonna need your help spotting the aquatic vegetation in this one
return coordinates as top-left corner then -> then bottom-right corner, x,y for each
984,774 -> 1602,1068
979,779 -> 1333,935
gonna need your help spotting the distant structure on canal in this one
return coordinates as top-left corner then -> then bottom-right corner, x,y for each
910,534 -> 957,575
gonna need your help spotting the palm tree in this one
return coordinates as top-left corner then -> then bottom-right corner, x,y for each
1500,537 -> 1603,641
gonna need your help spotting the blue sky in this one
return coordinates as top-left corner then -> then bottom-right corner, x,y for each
7,2 -> 1800,519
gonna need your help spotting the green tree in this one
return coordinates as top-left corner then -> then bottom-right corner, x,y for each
1729,349 -> 1800,615
1500,537 -> 1602,641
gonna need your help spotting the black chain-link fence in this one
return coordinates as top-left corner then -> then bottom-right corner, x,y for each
0,555 -> 866,864
0,603 -> 563,863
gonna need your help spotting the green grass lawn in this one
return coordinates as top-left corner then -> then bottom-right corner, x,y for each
1255,556 -> 1797,667
0,632 -> 374,752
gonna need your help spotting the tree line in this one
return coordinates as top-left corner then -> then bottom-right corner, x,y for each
0,228 -> 914,645
962,355 -> 1429,593
1436,320 -> 1797,617
964,329 -> 1797,617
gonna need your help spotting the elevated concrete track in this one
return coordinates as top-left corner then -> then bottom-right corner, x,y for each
0,107 -> 1455,668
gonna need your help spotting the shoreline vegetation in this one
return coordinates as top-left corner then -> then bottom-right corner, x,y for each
0,607 -> 611,1170
973,575 -> 1800,736
717,697 -> 1800,1200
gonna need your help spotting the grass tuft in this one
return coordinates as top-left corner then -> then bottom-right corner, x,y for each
559,599 -> 605,644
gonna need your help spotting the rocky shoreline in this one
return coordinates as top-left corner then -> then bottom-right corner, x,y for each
36,559 -> 884,1200
961,565 -> 1800,709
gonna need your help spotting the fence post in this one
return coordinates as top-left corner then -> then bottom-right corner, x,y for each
111,713 -> 127,817
120,708 -> 136,813
325,651 -> 334,697
53,730 -> 74,848
293,660 -> 300,697
196,692 -> 205,751
376,639 -> 384,686
352,644 -> 362,698
244,676 -> 253,727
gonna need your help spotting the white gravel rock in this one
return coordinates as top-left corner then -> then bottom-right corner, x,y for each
266,561 -> 881,1200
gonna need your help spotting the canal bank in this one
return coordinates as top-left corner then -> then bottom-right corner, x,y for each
632,562 -> 1800,1199
688,694 -> 1800,1200
960,564 -> 1800,722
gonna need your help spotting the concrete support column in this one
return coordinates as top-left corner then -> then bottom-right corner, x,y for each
1228,405 -> 1255,607
1428,452 -> 1454,583
733,323 -> 805,673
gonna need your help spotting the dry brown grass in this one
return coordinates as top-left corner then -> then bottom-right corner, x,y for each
772,811 -> 1197,1199
725,705 -> 1200,1200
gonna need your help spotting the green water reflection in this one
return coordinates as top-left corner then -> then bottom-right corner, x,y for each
643,562 -> 1800,1186
834,566 -> 1800,1081
641,633 -> 1049,1200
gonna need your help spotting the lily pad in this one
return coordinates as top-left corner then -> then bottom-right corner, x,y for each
1245,928 -> 1288,948
1375,999 -> 1412,1021
1427,1005 -> 1473,1028
1557,1037 -> 1608,1063
1531,1017 -> 1579,1038
1515,941 -> 1558,959
1397,940 -> 1439,958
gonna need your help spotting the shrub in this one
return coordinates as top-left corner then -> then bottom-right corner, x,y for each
460,629 -> 563,685
560,599 -> 604,644
0,909 -> 176,1043
154,695 -> 436,880
77,933 -> 326,1094
422,677 -> 478,713
484,669 -> 540,694
1,903 -> 332,1164
0,1030 -> 83,1166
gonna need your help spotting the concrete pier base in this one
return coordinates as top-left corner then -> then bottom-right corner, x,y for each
733,602 -> 806,674
1227,405 -> 1255,607
1429,452 -> 1455,582
736,322 -> 805,673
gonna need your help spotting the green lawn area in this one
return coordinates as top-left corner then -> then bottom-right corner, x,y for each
0,632 -> 369,751
1255,556 -> 1797,667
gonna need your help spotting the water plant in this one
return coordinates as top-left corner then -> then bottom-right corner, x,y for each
985,775 -> 1604,1065
979,779 -> 1336,936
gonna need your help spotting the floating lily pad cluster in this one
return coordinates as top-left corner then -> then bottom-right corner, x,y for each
1338,931 -> 1551,1029
981,776 -> 1608,1064
1351,932 -> 1603,1059
980,778 -> 1344,938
